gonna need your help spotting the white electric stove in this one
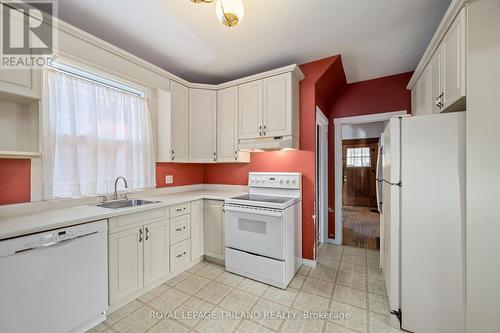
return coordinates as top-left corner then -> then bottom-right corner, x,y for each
224,172 -> 303,289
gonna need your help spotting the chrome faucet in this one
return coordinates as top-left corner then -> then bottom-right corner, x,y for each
113,176 -> 129,200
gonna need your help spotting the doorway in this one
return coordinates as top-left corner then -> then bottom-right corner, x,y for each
342,138 -> 380,249
333,111 -> 407,247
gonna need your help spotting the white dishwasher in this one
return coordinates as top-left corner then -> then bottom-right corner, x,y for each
0,220 -> 108,333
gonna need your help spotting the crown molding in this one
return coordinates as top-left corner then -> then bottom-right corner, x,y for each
407,0 -> 468,90
51,15 -> 303,91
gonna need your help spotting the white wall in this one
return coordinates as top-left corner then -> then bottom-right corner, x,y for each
466,0 -> 500,331
341,121 -> 387,140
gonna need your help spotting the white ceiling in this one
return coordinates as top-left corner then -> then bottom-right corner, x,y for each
57,0 -> 451,84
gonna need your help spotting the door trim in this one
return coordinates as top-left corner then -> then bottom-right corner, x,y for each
332,111 -> 407,245
315,107 -> 329,250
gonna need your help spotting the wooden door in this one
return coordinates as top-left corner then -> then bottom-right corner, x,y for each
143,220 -> 169,286
189,88 -> 217,162
263,73 -> 291,137
238,80 -> 263,140
108,227 -> 144,305
342,139 -> 379,208
204,200 -> 225,260
170,81 -> 189,162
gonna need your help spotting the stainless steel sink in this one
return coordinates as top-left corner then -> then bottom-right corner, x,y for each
97,199 -> 160,209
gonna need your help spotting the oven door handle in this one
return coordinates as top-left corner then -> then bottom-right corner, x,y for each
224,205 -> 284,218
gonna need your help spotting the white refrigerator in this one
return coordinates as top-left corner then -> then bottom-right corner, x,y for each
377,112 -> 465,333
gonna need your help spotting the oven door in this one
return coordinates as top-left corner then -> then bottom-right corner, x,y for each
224,204 -> 285,260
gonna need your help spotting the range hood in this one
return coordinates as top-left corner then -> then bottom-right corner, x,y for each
238,136 -> 298,152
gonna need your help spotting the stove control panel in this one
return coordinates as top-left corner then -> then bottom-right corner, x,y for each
248,172 -> 301,189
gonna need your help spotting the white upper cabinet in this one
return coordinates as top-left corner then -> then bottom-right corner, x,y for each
263,73 -> 291,137
189,88 -> 217,163
409,6 -> 466,114
171,82 -> 190,162
237,71 -> 301,150
428,47 -> 442,114
156,81 -> 189,162
238,80 -> 263,140
157,65 -> 303,161
441,7 -> 466,109
217,87 -> 250,163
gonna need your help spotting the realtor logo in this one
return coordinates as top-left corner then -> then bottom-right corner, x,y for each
1,0 -> 57,68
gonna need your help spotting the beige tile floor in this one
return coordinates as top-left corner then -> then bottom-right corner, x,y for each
87,245 -> 403,333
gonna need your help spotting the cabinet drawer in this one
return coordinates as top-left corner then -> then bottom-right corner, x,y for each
170,202 -> 190,218
170,239 -> 191,273
109,208 -> 168,234
170,214 -> 191,244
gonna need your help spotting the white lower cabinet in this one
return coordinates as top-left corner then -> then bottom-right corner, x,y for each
143,220 -> 170,286
108,208 -> 170,309
191,200 -> 205,260
109,226 -> 145,305
170,214 -> 190,244
204,200 -> 225,260
108,199 -> 223,311
170,239 -> 191,273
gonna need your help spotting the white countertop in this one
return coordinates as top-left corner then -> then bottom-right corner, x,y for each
0,188 -> 246,240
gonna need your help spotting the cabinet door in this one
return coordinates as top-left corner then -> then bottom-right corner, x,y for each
218,87 -> 250,163
238,80 -> 263,140
191,200 -> 204,260
144,220 -> 169,286
441,8 -> 466,109
204,200 -> 225,260
263,73 -> 291,137
109,227 -> 144,305
171,81 -> 189,162
428,47 -> 443,114
189,89 -> 217,163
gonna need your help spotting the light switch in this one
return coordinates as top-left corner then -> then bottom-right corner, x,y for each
165,175 -> 174,184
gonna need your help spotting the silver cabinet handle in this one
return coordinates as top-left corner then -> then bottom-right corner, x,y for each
259,125 -> 262,136
234,150 -> 238,161
171,150 -> 175,161
437,92 -> 444,109
214,151 -> 216,162
145,227 -> 150,241
176,251 -> 187,258
262,125 -> 267,136
139,228 -> 143,242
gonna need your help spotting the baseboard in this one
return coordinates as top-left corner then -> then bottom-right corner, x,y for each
204,255 -> 225,266
302,258 -> 317,267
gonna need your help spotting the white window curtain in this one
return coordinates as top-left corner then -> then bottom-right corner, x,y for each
42,68 -> 155,199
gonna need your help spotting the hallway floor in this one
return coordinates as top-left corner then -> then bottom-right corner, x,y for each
88,245 -> 401,333
342,206 -> 380,250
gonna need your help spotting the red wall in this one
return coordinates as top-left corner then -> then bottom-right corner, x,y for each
156,163 -> 204,187
0,159 -> 31,205
326,72 -> 413,237
204,56 -> 344,260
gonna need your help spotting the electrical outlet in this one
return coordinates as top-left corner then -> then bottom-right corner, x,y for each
165,175 -> 174,184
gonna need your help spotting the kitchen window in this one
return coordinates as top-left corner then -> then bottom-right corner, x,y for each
42,62 -> 155,199
346,147 -> 371,167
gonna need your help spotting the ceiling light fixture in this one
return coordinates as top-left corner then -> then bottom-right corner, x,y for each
190,0 -> 244,28
216,0 -> 244,27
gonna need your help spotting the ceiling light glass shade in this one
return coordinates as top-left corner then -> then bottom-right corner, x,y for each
190,0 -> 214,3
216,0 -> 244,27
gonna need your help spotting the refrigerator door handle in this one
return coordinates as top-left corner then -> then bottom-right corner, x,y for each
376,145 -> 383,213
